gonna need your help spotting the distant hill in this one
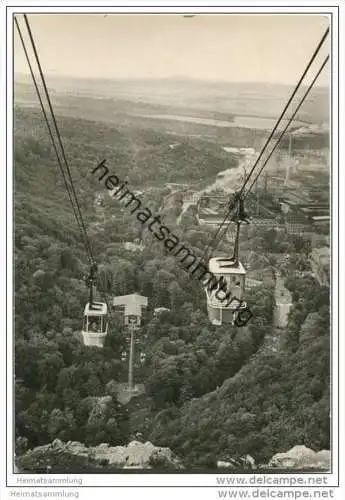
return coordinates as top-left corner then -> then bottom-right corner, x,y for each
14,74 -> 329,126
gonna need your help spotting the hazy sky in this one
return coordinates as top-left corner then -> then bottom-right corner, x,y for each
14,14 -> 330,85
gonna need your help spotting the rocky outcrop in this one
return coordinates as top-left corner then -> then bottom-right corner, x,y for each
16,440 -> 330,472
267,445 -> 330,471
217,455 -> 256,469
16,439 -> 183,472
216,446 -> 330,471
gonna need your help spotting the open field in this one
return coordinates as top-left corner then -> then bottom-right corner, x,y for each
14,74 -> 329,126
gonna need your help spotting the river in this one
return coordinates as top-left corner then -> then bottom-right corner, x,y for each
132,113 -> 308,131
177,147 -> 256,224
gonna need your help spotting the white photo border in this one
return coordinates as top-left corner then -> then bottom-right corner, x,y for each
3,0 -> 343,492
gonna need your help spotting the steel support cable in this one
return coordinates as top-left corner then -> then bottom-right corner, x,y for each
22,14 -> 95,265
200,196 -> 236,263
201,27 -> 329,261
210,213 -> 237,257
246,55 -> 329,196
213,55 -> 329,249
14,17 -> 88,259
238,26 -> 329,195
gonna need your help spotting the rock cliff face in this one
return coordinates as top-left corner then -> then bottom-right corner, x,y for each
267,445 -> 330,471
16,439 -> 183,471
16,442 -> 330,472
215,446 -> 330,471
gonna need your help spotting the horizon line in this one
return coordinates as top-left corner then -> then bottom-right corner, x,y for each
13,72 -> 329,90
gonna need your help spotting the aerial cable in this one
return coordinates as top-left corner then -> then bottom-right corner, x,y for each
201,26 -> 329,261
22,13 -> 95,264
212,56 -> 329,252
14,17 -> 89,260
246,55 -> 329,196
20,14 -> 95,265
200,198 -> 236,263
238,26 -> 329,195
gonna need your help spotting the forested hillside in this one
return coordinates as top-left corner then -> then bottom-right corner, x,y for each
14,106 -> 330,469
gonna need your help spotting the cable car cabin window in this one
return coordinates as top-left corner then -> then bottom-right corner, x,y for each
234,277 -> 244,296
215,274 -> 245,301
88,317 -> 101,332
85,315 -> 108,333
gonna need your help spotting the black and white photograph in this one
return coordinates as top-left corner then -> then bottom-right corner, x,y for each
2,2 -> 344,498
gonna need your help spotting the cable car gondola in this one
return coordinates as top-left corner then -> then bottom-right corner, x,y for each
204,194 -> 250,326
81,264 -> 109,347
81,302 -> 108,347
198,29 -> 329,328
205,258 -> 247,325
14,17 -> 114,349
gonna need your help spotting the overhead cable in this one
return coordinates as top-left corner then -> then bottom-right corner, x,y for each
14,17 -> 90,262
19,14 -> 95,265
211,56 -> 330,255
246,55 -> 330,195
201,27 -> 329,260
238,26 -> 329,196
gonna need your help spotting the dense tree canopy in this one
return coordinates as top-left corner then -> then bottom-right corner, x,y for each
14,107 -> 330,468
